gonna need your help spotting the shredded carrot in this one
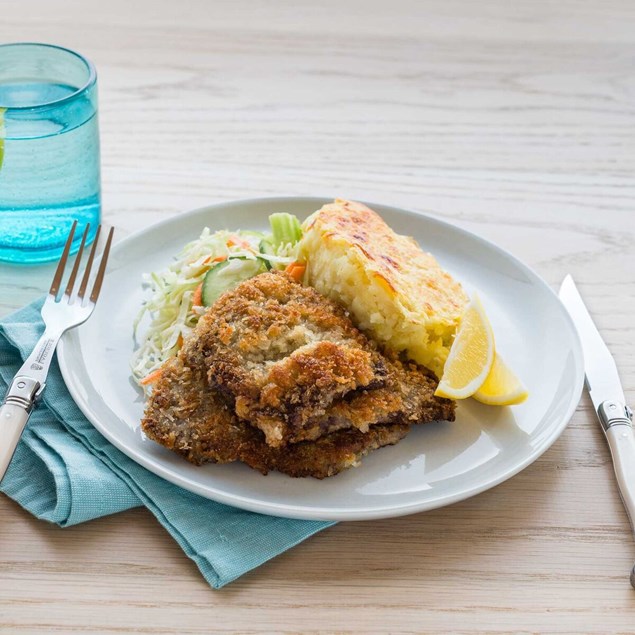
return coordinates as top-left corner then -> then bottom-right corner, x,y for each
177,333 -> 184,348
192,283 -> 203,306
203,255 -> 227,266
285,261 -> 306,282
226,235 -> 251,249
140,368 -> 163,385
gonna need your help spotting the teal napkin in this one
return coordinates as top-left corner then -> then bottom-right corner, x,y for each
0,299 -> 333,588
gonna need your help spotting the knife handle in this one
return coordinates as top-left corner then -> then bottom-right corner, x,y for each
606,423 -> 635,532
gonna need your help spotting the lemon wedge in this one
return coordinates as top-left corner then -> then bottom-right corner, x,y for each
473,354 -> 528,405
435,294 -> 494,400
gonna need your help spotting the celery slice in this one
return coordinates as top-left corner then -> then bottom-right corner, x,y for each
269,213 -> 302,247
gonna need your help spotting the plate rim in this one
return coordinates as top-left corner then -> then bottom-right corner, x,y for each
58,196 -> 585,521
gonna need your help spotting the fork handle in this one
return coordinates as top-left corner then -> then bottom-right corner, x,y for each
0,376 -> 42,482
0,403 -> 32,481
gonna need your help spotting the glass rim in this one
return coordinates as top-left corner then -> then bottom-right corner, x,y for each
0,42 -> 97,111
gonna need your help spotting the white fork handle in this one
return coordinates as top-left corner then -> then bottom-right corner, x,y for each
0,403 -> 31,481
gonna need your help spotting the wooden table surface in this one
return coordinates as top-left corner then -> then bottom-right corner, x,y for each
1,1 -> 635,632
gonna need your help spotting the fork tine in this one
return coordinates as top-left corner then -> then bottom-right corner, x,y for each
49,220 -> 77,297
89,226 -> 114,303
64,224 -> 90,298
77,225 -> 101,300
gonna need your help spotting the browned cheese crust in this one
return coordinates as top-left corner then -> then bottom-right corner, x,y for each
181,271 -> 454,447
302,198 -> 468,318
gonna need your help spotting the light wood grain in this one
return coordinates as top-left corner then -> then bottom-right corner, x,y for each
1,0 -> 634,632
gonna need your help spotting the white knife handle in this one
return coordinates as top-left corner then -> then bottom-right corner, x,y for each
606,424 -> 635,532
598,400 -> 635,589
0,402 -> 31,481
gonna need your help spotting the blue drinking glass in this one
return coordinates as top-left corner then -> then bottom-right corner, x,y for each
0,43 -> 100,264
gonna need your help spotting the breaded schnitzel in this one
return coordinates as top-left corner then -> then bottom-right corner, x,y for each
182,271 -> 453,447
141,271 -> 455,477
141,351 -> 454,478
141,356 -> 414,478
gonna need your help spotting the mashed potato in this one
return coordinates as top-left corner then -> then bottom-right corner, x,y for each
300,199 -> 468,378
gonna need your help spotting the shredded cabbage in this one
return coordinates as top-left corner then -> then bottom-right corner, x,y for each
130,222 -> 301,388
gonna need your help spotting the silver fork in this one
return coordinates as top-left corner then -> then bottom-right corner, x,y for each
0,222 -> 114,481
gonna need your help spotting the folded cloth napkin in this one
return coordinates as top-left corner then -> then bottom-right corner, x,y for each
0,299 -> 333,588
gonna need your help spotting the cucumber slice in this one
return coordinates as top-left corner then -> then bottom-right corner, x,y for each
258,238 -> 276,269
201,257 -> 268,306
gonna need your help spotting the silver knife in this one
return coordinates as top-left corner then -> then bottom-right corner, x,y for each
559,275 -> 635,588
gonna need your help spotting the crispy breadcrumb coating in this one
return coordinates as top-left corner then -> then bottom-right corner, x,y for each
141,357 -> 413,478
141,272 -> 455,478
182,271 -> 452,447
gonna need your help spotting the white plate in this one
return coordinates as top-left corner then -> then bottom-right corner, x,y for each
58,197 -> 584,521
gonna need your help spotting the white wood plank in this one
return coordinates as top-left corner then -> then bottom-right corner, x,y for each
0,0 -> 634,632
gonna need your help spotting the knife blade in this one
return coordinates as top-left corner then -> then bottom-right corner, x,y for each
559,274 -> 635,588
560,275 -> 628,412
